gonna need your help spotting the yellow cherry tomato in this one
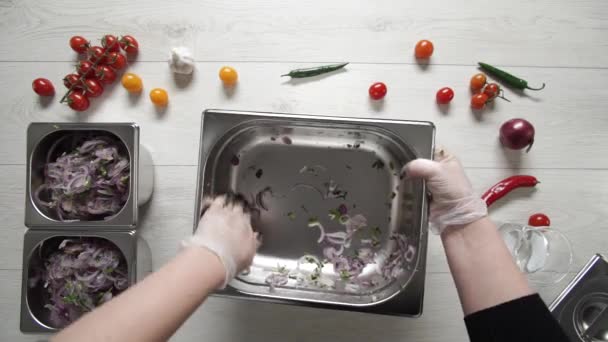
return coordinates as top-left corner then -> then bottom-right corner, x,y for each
121,73 -> 143,92
219,66 -> 238,85
149,88 -> 169,106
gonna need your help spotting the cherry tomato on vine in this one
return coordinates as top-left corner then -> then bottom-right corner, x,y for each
369,82 -> 387,100
219,66 -> 238,85
67,92 -> 90,111
471,93 -> 488,110
470,73 -> 487,91
149,88 -> 169,106
414,40 -> 434,59
77,61 -> 94,77
88,46 -> 107,64
101,35 -> 120,52
119,35 -> 139,54
69,36 -> 89,54
484,83 -> 500,99
95,65 -> 116,84
32,78 -> 55,96
528,213 -> 551,227
63,74 -> 82,89
436,87 -> 454,104
121,73 -> 143,92
106,52 -> 127,69
83,78 -> 104,98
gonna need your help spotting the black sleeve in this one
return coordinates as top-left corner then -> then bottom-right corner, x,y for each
464,294 -> 570,342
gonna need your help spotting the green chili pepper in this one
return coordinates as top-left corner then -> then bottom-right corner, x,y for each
478,62 -> 545,91
281,62 -> 349,78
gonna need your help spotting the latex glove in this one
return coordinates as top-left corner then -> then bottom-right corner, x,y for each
182,194 -> 259,288
403,147 -> 487,235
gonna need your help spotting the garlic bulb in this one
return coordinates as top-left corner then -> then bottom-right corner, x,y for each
168,46 -> 195,75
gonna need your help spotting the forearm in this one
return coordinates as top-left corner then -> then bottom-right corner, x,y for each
52,246 -> 224,342
441,217 -> 534,315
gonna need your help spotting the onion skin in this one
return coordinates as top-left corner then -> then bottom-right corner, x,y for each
499,118 -> 535,152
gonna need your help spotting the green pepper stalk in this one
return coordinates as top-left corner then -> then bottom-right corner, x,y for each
478,62 -> 545,91
281,63 -> 349,78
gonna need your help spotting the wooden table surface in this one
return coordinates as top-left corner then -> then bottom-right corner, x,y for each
2,0 -> 607,341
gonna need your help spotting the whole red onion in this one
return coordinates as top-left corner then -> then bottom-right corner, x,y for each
499,118 -> 535,152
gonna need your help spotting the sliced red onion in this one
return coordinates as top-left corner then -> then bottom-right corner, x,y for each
323,246 -> 341,260
404,245 -> 416,263
31,238 -> 128,327
34,134 -> 130,221
75,271 -> 100,282
325,231 -> 348,240
357,248 -> 375,263
271,213 -> 417,293
307,220 -> 326,243
344,214 -> 367,234
264,272 -> 289,290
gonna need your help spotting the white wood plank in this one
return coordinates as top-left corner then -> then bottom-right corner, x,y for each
0,269 -> 570,342
2,62 -> 608,168
1,0 -> 606,340
3,165 -> 607,275
0,0 -> 607,68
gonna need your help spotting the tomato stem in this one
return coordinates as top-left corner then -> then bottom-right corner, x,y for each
59,38 -> 121,104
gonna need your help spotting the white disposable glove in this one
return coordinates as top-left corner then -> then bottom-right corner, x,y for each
182,194 -> 259,288
403,147 -> 487,235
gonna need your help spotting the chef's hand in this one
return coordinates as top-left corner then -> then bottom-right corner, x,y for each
182,194 -> 259,288
403,147 -> 487,234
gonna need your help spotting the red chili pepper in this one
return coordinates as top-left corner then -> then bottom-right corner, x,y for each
481,175 -> 539,207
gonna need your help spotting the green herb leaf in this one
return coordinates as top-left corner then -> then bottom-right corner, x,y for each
339,270 -> 351,280
328,209 -> 340,220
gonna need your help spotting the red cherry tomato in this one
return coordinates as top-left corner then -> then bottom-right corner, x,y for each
119,35 -> 139,54
88,46 -> 107,64
63,74 -> 82,89
484,83 -> 500,99
101,35 -> 120,52
77,61 -> 94,77
369,82 -> 387,100
106,52 -> 127,69
67,92 -> 90,111
95,65 -> 116,84
32,78 -> 55,96
83,78 -> 104,98
415,40 -> 434,59
528,213 -> 551,227
471,93 -> 488,110
69,36 -> 89,54
436,87 -> 454,104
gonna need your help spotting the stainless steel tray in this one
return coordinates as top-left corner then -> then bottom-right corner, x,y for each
194,110 -> 434,316
25,123 -> 154,230
550,254 -> 608,341
20,229 -> 152,333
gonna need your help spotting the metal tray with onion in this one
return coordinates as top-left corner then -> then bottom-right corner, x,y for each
19,230 -> 152,333
25,122 -> 154,229
20,122 -> 155,332
194,109 -> 435,316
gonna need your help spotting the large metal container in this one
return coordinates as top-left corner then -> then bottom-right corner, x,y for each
20,229 -> 152,333
25,123 -> 154,229
550,254 -> 608,341
194,109 -> 435,316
